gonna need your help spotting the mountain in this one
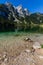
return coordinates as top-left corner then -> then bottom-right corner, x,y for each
30,12 -> 43,24
0,2 -> 43,31
0,2 -> 43,23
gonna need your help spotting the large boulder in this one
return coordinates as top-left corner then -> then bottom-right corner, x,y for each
33,42 -> 41,49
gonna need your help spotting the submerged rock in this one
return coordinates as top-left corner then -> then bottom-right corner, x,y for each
24,37 -> 33,42
13,50 -> 36,65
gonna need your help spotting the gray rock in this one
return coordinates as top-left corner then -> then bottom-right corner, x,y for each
33,42 -> 41,49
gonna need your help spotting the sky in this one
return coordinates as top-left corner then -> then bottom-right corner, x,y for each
0,0 -> 43,13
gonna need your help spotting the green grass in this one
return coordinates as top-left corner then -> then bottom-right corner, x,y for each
41,44 -> 43,48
